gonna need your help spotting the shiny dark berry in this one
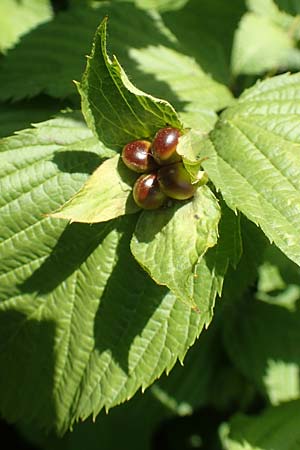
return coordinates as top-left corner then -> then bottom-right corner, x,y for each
133,173 -> 167,209
151,127 -> 182,165
122,140 -> 157,173
157,162 -> 198,200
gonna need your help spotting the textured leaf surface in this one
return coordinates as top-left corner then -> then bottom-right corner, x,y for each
0,116 -> 211,432
150,313 -> 224,415
78,18 -> 182,149
0,2 -> 234,135
221,400 -> 300,450
128,45 -> 233,131
132,198 -> 241,315
199,73 -> 300,267
50,155 -> 139,223
0,0 -> 52,53
131,187 -> 220,308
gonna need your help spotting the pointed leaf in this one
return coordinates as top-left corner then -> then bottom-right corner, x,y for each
50,155 -> 139,223
198,73 -> 300,267
78,17 -> 182,149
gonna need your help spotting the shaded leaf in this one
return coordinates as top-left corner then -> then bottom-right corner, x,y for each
0,97 -> 67,139
221,400 -> 300,450
223,289 -> 300,405
162,0 -> 246,85
0,5 -> 102,100
112,0 -> 189,12
0,0 -> 52,53
128,45 -> 233,131
0,1 -> 233,135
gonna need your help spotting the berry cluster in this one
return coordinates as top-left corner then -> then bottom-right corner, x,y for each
122,127 -> 198,210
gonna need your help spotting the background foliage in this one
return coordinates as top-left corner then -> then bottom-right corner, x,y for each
1,0 -> 300,449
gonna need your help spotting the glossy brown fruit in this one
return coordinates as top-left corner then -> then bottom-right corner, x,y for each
122,140 -> 157,173
151,127 -> 182,165
158,162 -> 198,200
133,173 -> 167,209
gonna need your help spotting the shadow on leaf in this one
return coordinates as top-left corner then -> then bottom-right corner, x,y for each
0,310 -> 58,429
52,150 -> 103,174
19,221 -> 115,294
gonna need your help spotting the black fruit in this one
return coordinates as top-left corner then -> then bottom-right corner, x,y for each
122,140 -> 157,173
158,162 -> 198,200
151,127 -> 182,165
133,173 -> 167,209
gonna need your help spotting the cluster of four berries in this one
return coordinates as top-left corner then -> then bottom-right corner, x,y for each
122,127 -> 198,209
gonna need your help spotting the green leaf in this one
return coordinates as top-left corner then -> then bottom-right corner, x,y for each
125,0 -> 189,12
221,400 -> 300,450
50,155 -> 139,223
131,196 -> 241,314
232,0 -> 300,75
150,312 -> 225,415
0,98 -> 67,138
0,2 -> 233,135
221,217 -> 269,307
275,0 -> 300,15
223,292 -> 300,405
26,389 -> 171,450
248,0 -> 300,33
128,45 -> 233,132
112,0 -> 189,12
0,5 -> 102,100
0,0 -> 53,53
199,73 -> 300,267
0,117 -> 209,433
162,0 -> 246,85
78,17 -> 182,149
232,13 -> 300,75
131,187 -> 220,309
